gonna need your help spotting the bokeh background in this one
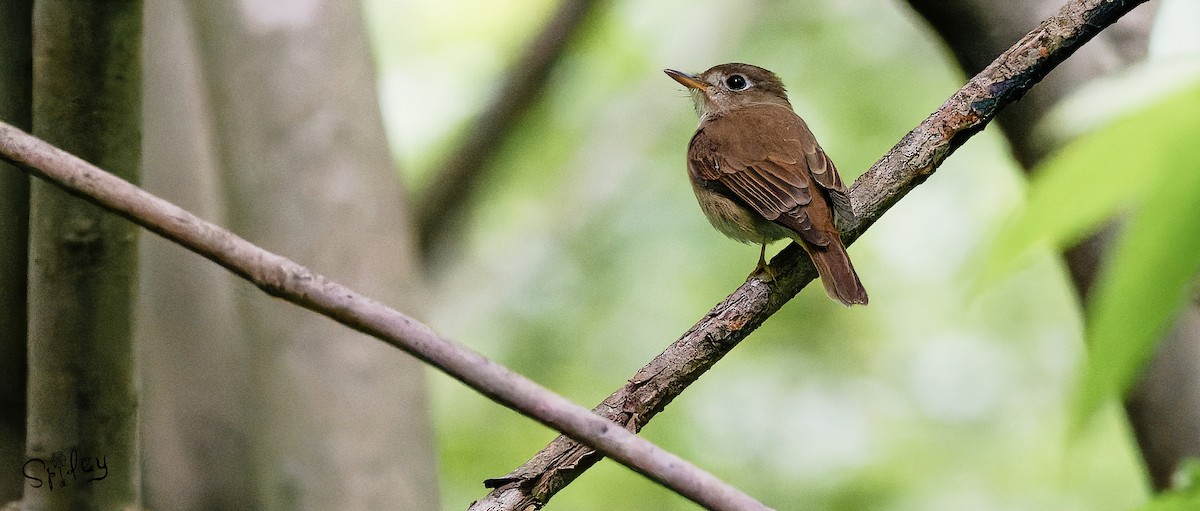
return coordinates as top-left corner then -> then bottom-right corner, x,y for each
361,0 -> 1196,509
5,1 -> 1197,510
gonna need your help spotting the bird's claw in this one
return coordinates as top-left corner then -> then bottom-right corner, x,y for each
748,244 -> 775,282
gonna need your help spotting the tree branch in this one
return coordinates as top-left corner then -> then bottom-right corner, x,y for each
0,124 -> 769,511
469,0 -> 1151,508
415,0 -> 604,260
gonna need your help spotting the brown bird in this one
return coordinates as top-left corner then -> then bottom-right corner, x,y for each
665,63 -> 868,305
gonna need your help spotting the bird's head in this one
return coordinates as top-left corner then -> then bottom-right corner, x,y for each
664,63 -> 791,121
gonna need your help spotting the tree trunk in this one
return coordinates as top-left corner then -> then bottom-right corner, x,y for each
183,2 -> 439,509
23,2 -> 143,510
0,0 -> 32,504
137,1 -> 256,509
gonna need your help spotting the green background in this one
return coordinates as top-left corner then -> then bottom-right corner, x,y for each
363,0 -> 1200,509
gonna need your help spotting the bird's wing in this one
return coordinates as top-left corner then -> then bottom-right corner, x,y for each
804,145 -> 856,229
688,103 -> 845,247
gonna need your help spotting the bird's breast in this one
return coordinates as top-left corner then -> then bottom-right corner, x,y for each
690,178 -> 790,245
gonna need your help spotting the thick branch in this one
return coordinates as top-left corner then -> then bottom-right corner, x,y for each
469,0 -> 1150,508
415,0 -> 603,260
0,124 -> 768,511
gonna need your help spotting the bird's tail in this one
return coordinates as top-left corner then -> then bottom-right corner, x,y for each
801,239 -> 868,306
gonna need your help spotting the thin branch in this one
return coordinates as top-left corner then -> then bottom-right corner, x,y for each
0,124 -> 770,511
469,0 -> 1151,508
415,0 -> 603,260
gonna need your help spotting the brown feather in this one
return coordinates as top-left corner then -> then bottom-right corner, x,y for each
679,70 -> 867,305
803,239 -> 869,305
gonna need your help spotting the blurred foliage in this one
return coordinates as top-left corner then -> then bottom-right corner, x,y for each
1072,86 -> 1200,429
360,0 -> 1200,510
984,83 -> 1200,433
1137,459 -> 1200,511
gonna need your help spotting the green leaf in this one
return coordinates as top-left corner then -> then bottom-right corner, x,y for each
979,89 -> 1177,283
1070,83 -> 1200,430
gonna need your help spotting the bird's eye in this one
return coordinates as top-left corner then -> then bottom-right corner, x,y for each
725,74 -> 749,90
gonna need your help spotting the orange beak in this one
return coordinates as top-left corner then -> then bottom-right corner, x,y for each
664,69 -> 707,90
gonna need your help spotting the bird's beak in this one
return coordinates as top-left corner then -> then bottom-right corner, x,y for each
664,69 -> 707,90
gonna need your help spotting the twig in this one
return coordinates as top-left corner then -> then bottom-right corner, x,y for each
469,0 -> 1151,508
415,0 -> 603,259
0,123 -> 770,511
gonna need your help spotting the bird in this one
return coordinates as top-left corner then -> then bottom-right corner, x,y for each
665,63 -> 868,306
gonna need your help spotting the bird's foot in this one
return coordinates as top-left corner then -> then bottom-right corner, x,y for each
748,244 -> 775,282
